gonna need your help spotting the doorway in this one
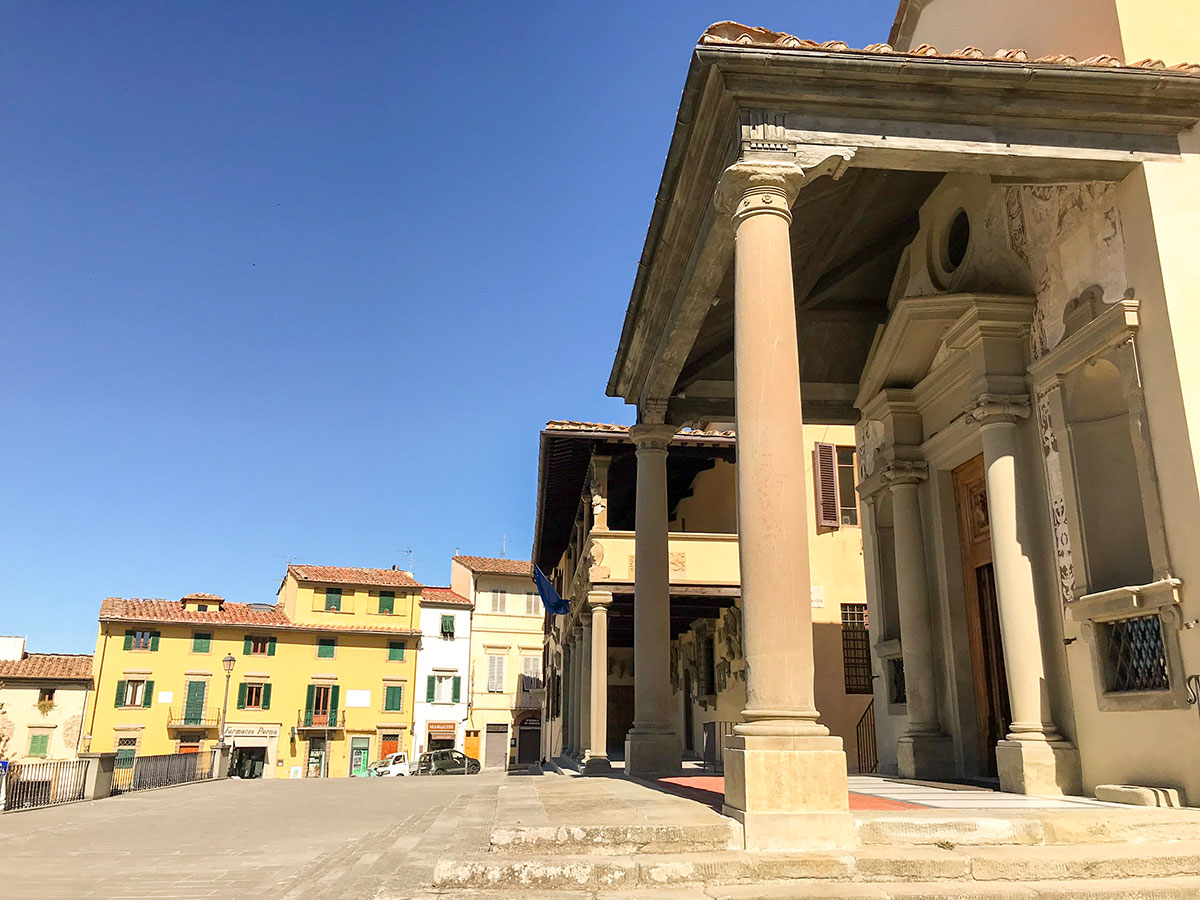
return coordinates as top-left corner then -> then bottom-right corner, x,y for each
349,737 -> 370,777
607,685 -> 634,756
232,746 -> 266,778
516,717 -> 541,764
183,681 -> 206,727
952,454 -> 1012,779
682,672 -> 695,753
306,738 -> 327,778
484,723 -> 509,768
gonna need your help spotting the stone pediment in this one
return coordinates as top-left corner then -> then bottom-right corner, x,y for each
855,293 -> 1035,410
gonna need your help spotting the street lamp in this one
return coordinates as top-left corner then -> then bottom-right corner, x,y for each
218,653 -> 236,748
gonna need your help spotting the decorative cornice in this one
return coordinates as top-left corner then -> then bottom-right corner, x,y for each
964,392 -> 1032,426
714,151 -> 855,221
881,460 -> 929,486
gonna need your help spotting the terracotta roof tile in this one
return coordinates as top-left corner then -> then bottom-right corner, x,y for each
452,556 -> 532,577
0,653 -> 93,681
181,592 -> 224,602
98,598 -> 420,636
288,565 -> 422,588
699,21 -> 1200,75
420,587 -> 474,608
544,421 -> 736,440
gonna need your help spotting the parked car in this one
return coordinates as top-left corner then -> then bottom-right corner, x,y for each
368,751 -> 411,777
415,749 -> 480,775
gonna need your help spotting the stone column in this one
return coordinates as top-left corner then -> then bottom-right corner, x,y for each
625,422 -> 682,774
570,624 -> 584,759
579,612 -> 593,762
583,591 -> 613,773
716,154 -> 854,850
883,461 -> 953,779
966,393 -> 1081,795
561,634 -> 574,758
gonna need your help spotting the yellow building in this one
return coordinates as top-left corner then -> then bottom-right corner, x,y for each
452,556 -> 544,769
86,565 -> 422,778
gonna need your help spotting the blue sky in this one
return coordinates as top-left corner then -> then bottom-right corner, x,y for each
1,2 -> 895,652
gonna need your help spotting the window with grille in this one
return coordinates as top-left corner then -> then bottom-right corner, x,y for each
1103,614 -> 1170,693
487,654 -> 505,692
840,603 -> 873,694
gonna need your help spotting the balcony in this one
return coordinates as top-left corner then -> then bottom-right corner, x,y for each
581,530 -> 740,587
165,707 -> 221,730
296,709 -> 346,731
513,673 -> 544,710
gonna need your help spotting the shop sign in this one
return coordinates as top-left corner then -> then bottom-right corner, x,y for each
225,725 -> 279,738
427,722 -> 456,735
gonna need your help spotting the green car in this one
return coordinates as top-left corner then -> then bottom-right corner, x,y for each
417,749 -> 481,775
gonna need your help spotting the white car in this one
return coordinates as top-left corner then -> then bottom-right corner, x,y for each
368,752 -> 411,777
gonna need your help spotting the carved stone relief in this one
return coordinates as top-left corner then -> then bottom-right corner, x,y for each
1038,390 -> 1077,609
669,552 -> 686,574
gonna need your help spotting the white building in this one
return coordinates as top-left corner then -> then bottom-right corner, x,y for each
411,586 -> 473,756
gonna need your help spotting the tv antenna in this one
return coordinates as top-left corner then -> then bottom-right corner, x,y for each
501,533 -> 508,558
399,548 -> 415,572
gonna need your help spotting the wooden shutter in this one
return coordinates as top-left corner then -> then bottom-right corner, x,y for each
237,683 -> 247,710
267,636 -> 276,657
304,684 -> 316,725
379,592 -> 394,614
426,676 -> 436,702
142,680 -> 154,708
243,635 -> 253,655
261,683 -> 272,710
115,680 -> 127,708
192,633 -> 210,653
451,675 -> 461,703
814,442 -> 840,528
123,630 -> 134,651
328,685 -> 340,724
149,631 -> 160,651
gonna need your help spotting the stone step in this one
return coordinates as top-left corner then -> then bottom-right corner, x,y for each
434,841 -> 1200,890
415,875 -> 1200,898
855,810 -> 1200,847
488,823 -> 742,855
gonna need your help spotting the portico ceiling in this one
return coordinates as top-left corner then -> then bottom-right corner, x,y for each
606,22 -> 1200,427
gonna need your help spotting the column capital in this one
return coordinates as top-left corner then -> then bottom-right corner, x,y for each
629,423 -> 677,453
587,590 -> 613,610
881,460 -> 929,486
964,392 -> 1032,426
715,149 -> 856,222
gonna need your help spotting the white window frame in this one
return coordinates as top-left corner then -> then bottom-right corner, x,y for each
486,654 -> 505,692
490,590 -> 506,614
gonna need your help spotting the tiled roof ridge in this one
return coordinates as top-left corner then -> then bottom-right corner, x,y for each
287,564 -> 423,588
699,21 -> 1200,74
545,420 -> 736,438
451,555 -> 533,576
99,597 -> 422,635
0,653 -> 94,680
23,651 -> 94,658
421,586 -> 474,607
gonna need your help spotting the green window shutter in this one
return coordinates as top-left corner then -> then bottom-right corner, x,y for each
325,589 -> 341,611
426,675 -> 436,703
304,684 -> 316,725
192,633 -> 211,653
243,635 -> 253,655
451,675 -> 461,703
379,591 -> 394,614
261,683 -> 272,710
328,685 -> 340,723
114,680 -> 127,708
384,685 -> 400,711
267,636 -> 276,657
123,631 -> 134,651
441,614 -> 454,636
142,680 -> 154,708
149,631 -> 160,651
388,641 -> 405,661
318,638 -> 335,659
28,733 -> 49,756
237,683 -> 247,710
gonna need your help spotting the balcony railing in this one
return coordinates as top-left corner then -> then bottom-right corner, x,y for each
297,709 -> 346,730
166,706 -> 221,729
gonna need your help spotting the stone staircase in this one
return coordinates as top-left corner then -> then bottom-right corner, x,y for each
425,808 -> 1200,897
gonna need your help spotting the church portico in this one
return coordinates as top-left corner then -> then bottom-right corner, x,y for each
605,20 -> 1200,847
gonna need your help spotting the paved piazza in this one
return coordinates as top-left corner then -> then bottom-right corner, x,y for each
0,772 -> 512,900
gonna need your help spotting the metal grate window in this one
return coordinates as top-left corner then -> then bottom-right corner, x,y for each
840,603 -> 873,694
888,658 -> 907,705
1104,614 -> 1169,693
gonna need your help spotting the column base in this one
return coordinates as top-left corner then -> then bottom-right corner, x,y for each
625,730 -> 681,775
581,752 -> 612,775
897,732 -> 955,780
722,733 -> 852,850
996,738 -> 1082,796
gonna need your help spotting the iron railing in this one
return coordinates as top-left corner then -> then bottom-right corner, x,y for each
701,720 -> 736,772
855,699 -> 879,774
512,673 -> 544,709
111,749 -> 217,796
166,706 -> 221,729
297,709 -> 346,729
2,758 -> 89,812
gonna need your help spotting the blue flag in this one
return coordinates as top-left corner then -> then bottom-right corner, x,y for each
532,565 -> 570,616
